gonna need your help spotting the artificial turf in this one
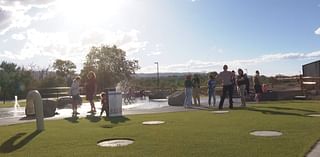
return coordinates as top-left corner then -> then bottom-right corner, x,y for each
0,100 -> 26,108
0,100 -> 320,157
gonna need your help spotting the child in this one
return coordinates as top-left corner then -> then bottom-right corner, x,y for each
100,92 -> 109,117
70,76 -> 81,115
208,74 -> 217,108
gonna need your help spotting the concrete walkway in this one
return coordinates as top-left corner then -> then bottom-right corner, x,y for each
0,97 -> 240,126
306,141 -> 320,157
0,104 -> 197,126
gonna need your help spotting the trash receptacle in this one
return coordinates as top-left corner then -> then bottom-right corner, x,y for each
106,88 -> 122,117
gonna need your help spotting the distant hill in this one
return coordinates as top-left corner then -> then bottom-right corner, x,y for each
134,72 -> 206,78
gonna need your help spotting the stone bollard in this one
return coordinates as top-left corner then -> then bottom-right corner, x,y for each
26,90 -> 44,131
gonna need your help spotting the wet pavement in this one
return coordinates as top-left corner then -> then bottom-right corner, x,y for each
0,97 -> 242,126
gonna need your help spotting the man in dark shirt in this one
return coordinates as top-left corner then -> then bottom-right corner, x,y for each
217,65 -> 235,109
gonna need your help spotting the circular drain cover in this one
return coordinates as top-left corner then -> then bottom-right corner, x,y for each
307,114 -> 320,117
250,131 -> 283,137
142,121 -> 165,125
212,111 -> 229,114
97,138 -> 134,147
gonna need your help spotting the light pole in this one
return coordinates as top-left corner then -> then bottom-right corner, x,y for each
154,62 -> 159,90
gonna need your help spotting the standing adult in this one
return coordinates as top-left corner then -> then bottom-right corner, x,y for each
184,74 -> 193,108
236,69 -> 248,107
253,70 -> 263,103
86,71 -> 97,113
208,74 -> 217,108
70,76 -> 81,115
192,74 -> 201,106
217,65 -> 235,109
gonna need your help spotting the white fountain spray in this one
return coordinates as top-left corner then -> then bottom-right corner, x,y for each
12,96 -> 22,117
14,96 -> 21,110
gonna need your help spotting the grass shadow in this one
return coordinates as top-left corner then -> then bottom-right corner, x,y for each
104,116 -> 130,124
190,106 -> 213,111
85,113 -> 101,123
0,130 -> 42,153
19,116 -> 35,120
246,107 -> 309,117
100,124 -> 115,128
64,115 -> 79,123
256,106 -> 317,113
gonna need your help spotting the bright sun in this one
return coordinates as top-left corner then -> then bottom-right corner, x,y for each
56,0 -> 124,25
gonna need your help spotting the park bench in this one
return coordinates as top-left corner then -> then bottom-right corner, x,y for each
38,87 -> 83,109
26,87 -> 86,117
25,87 -> 72,117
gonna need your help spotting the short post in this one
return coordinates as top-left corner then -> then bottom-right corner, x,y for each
26,90 -> 44,131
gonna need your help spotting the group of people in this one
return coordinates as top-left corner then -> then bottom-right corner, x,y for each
69,71 -> 109,117
68,65 -> 264,116
184,64 -> 263,109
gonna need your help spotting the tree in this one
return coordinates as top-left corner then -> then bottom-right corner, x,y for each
0,61 -> 33,103
52,59 -> 76,78
38,76 -> 67,88
81,45 -> 139,91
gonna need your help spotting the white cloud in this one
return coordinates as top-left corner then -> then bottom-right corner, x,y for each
147,44 -> 163,56
0,0 -> 55,7
191,0 -> 200,2
0,8 -> 13,34
139,51 -> 320,73
0,28 -> 148,71
147,51 -> 162,56
0,50 -> 18,59
0,0 -> 56,34
1,29 -> 83,60
315,27 -> 320,35
81,28 -> 148,56
11,33 -> 25,40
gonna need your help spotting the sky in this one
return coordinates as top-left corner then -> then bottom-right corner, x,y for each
0,0 -> 320,76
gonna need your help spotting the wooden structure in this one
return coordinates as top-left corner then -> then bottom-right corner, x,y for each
302,60 -> 320,93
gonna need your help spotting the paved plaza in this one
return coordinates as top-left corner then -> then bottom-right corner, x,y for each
0,97 -> 242,126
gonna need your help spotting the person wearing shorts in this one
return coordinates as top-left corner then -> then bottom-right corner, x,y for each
253,70 -> 263,103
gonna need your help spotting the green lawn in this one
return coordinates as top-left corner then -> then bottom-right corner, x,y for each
0,100 -> 26,108
0,100 -> 320,157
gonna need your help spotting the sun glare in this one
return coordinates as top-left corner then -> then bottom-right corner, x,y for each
56,0 -> 124,25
